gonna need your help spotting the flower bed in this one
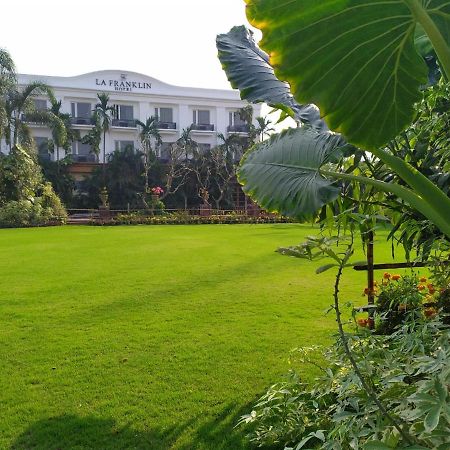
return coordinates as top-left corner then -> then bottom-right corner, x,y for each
91,212 -> 295,226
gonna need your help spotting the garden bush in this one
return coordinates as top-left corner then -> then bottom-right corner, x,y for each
0,183 -> 67,228
94,211 -> 294,226
241,314 -> 450,449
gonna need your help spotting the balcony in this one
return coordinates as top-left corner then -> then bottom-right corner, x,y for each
227,124 -> 250,133
72,154 -> 99,163
191,123 -> 215,132
112,118 -> 136,128
70,116 -> 95,126
156,121 -> 177,130
21,114 -> 45,125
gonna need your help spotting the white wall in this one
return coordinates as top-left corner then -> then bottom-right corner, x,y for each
9,70 -> 262,161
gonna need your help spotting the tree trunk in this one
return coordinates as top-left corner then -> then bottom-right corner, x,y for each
102,130 -> 106,186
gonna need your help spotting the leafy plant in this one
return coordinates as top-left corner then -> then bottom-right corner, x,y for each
217,4 -> 450,239
240,311 -> 450,449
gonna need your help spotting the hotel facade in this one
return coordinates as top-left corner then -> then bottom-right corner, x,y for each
11,70 -> 261,178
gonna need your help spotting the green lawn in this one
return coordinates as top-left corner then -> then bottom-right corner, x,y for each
0,224 -> 406,449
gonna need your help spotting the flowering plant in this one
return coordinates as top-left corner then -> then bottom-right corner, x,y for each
358,273 -> 441,333
150,186 -> 164,195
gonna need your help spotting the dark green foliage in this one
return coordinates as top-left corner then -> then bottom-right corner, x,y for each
105,147 -> 146,209
106,211 -> 293,226
0,146 -> 43,204
0,182 -> 67,227
376,276 -> 425,335
216,26 -> 324,128
384,82 -> 450,259
39,157 -> 75,206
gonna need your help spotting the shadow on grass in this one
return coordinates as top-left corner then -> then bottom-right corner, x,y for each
10,401 -> 259,450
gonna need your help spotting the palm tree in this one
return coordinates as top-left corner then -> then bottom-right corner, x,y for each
81,111 -> 102,161
176,125 -> 198,161
217,132 -> 243,161
0,49 -> 16,144
136,116 -> 162,196
255,116 -> 275,141
47,99 -> 69,164
94,93 -> 115,182
3,81 -> 56,153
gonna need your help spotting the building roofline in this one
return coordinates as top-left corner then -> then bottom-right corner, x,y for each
17,69 -> 242,99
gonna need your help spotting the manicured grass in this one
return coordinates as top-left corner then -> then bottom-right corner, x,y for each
0,224 -> 406,449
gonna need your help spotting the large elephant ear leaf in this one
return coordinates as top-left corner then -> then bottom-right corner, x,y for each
238,128 -> 344,220
216,25 -> 325,129
244,0 -> 450,149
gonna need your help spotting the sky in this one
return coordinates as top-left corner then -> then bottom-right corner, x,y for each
1,0 -> 261,90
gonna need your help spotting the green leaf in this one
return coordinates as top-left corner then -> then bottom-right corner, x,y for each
424,404 -> 441,432
363,441 -> 392,450
245,0 -> 450,149
404,447 -> 432,450
216,25 -> 325,128
238,127 -> 344,220
316,263 -> 337,274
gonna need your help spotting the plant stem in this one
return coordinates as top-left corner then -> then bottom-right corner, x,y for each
332,249 -> 416,445
405,0 -> 450,80
321,169 -> 450,238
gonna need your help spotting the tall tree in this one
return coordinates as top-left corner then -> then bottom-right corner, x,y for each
255,116 -> 274,141
136,116 -> 162,199
94,93 -> 115,183
176,125 -> 198,161
3,81 -> 56,152
0,49 -> 16,144
47,98 -> 78,165
81,111 -> 102,161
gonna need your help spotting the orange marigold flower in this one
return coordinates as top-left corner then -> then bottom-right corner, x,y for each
357,318 -> 369,327
420,276 -> 427,283
418,284 -> 426,291
392,274 -> 401,281
383,272 -> 391,279
424,307 -> 437,318
429,287 -> 436,294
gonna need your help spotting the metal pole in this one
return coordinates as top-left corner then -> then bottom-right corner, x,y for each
367,230 -> 375,329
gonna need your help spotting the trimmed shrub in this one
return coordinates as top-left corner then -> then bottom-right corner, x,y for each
92,211 -> 294,226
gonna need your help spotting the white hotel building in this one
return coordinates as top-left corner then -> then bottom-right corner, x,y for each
14,70 -> 260,178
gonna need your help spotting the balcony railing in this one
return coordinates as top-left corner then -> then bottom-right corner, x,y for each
70,116 -> 95,126
156,121 -> 177,130
112,118 -> 136,128
72,154 -> 99,163
191,123 -> 215,131
227,124 -> 250,133
21,114 -> 45,124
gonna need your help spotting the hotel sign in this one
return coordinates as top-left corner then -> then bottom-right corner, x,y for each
95,74 -> 152,92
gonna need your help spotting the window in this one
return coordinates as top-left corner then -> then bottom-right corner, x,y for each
115,140 -> 134,151
71,102 -> 91,118
193,110 -> 210,125
35,137 -> 50,158
229,111 -> 246,126
155,107 -> 173,123
76,142 -> 92,155
71,141 -> 96,161
114,104 -> 134,120
34,99 -> 47,111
